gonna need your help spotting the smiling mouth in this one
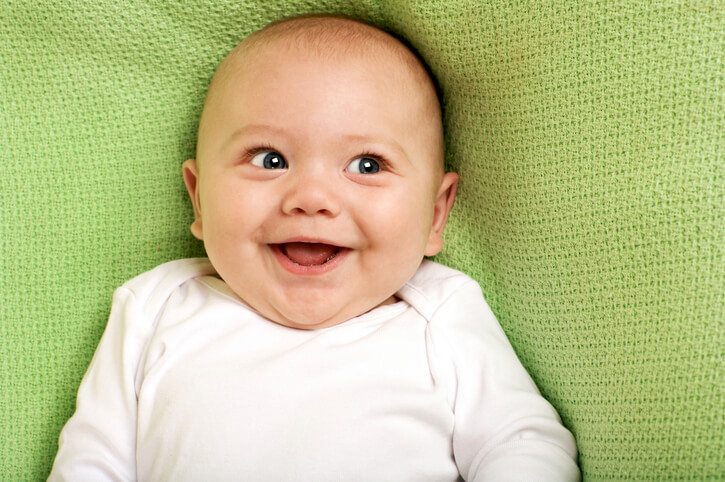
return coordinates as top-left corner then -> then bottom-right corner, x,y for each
276,242 -> 342,266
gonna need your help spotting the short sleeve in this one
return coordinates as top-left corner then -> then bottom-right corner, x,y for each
427,279 -> 580,482
48,286 -> 149,481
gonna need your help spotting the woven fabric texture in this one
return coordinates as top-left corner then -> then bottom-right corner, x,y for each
1,1 -> 723,479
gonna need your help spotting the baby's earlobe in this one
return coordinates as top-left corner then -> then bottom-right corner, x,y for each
190,218 -> 204,240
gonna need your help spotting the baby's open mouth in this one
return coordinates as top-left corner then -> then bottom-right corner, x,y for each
276,242 -> 341,266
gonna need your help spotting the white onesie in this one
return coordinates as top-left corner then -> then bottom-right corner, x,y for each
49,258 -> 579,481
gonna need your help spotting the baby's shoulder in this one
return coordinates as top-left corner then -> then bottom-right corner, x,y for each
397,260 -> 485,321
120,257 -> 217,310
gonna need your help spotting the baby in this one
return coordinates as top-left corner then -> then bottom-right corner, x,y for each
50,14 -> 580,481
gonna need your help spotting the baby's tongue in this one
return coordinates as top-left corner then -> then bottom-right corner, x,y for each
283,242 -> 338,266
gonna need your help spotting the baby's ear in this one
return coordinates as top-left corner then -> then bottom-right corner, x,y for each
182,159 -> 204,240
425,172 -> 459,256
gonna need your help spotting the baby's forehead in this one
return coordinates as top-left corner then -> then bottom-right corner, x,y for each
219,16 -> 435,97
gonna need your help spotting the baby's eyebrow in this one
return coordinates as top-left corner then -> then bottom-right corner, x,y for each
340,134 -> 410,161
223,124 -> 290,148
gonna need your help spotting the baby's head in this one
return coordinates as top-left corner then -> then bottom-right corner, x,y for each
183,15 -> 458,329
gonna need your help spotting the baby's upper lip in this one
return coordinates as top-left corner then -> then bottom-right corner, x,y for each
270,237 -> 349,249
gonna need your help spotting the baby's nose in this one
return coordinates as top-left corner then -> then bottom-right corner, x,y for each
280,170 -> 342,217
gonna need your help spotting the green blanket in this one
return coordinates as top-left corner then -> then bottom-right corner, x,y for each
2,1 -> 723,479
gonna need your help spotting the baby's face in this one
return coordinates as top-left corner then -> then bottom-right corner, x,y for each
184,39 -> 457,329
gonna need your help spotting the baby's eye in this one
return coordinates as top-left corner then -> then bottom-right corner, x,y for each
250,151 -> 287,169
346,157 -> 381,174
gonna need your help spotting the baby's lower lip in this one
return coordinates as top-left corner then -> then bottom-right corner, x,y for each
269,243 -> 350,275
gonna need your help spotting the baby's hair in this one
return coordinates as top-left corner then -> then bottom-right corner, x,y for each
245,14 -> 443,108
207,14 -> 442,119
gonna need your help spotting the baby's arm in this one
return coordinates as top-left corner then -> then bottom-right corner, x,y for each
49,286 -> 148,481
429,280 -> 580,481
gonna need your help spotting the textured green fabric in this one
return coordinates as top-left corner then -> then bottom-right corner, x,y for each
2,1 -> 723,479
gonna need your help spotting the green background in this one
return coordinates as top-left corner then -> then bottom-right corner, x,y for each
2,1 -> 723,479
